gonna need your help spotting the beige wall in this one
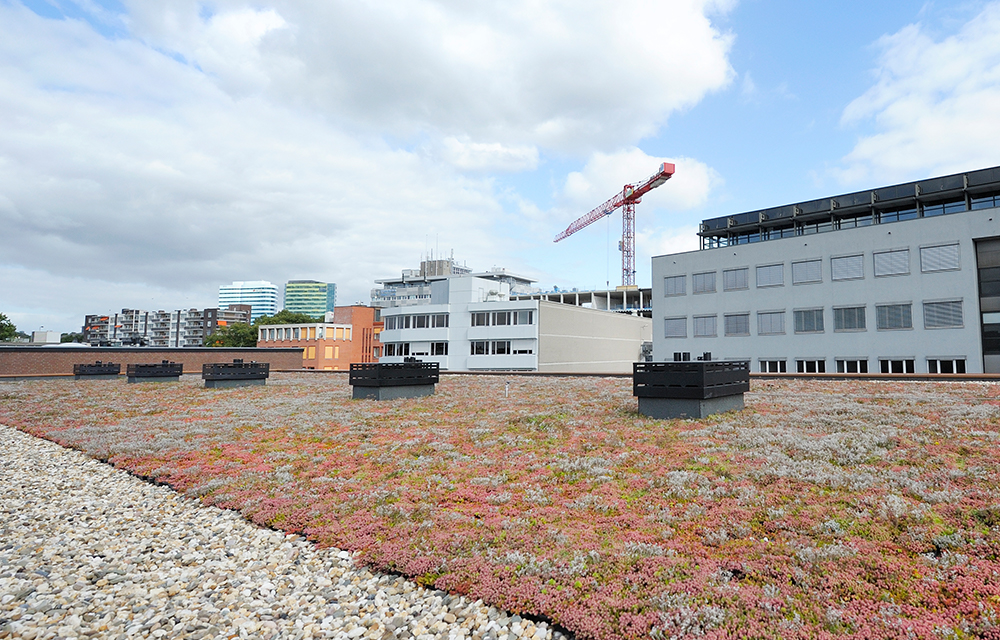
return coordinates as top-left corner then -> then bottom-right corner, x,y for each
537,301 -> 652,373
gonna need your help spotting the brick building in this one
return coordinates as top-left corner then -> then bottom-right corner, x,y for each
255,305 -> 382,370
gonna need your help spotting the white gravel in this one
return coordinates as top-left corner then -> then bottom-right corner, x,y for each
0,424 -> 569,640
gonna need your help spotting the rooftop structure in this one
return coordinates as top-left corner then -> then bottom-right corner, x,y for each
371,256 -> 537,309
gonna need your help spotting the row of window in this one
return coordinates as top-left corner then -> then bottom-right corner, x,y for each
382,341 -> 535,356
260,326 -> 352,341
470,340 -> 534,355
383,313 -> 449,330
664,243 -> 961,296
665,301 -> 963,338
470,310 -> 535,327
759,358 -> 966,374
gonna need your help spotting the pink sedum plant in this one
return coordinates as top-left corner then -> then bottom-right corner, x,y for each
2,375 -> 1000,639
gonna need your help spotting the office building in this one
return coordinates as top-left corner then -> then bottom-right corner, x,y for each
219,281 -> 279,321
651,166 -> 1000,374
256,305 -> 382,369
283,280 -> 337,317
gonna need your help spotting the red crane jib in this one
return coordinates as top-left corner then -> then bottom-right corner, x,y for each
553,162 -> 675,242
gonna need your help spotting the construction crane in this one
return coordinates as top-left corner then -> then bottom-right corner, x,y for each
554,162 -> 675,287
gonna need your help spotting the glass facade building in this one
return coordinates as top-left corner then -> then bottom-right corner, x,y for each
283,280 -> 337,318
218,281 -> 279,322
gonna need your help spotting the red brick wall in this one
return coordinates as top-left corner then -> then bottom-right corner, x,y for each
0,347 -> 304,377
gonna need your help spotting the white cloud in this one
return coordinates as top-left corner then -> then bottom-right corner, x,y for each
123,0 -> 736,153
439,137 -> 539,172
837,3 -> 1000,184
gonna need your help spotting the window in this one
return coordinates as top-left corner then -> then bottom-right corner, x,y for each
796,360 -> 826,373
431,342 -> 448,356
927,359 -> 966,374
724,313 -> 750,336
880,359 -> 915,374
760,360 -> 786,373
471,312 -> 490,327
470,341 -> 488,355
692,272 -> 716,294
922,199 -> 965,217
492,340 -> 511,355
758,311 -> 785,335
923,301 -> 963,328
384,316 -> 397,331
723,267 -> 749,291
756,264 -> 784,287
836,359 -> 868,373
664,275 -> 685,297
874,249 -> 909,277
664,317 -> 686,338
385,343 -> 395,356
493,311 -> 511,326
385,343 -> 409,357
514,310 -> 534,325
693,315 -> 717,337
324,346 -> 333,359
794,309 -> 824,333
792,259 -> 822,284
834,306 -> 866,331
413,315 -> 429,328
432,314 -> 449,328
876,304 -> 912,330
512,342 -> 534,355
920,243 -> 960,273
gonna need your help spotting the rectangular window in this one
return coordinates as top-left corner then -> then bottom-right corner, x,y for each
384,316 -> 397,331
724,313 -> 750,336
927,359 -> 966,374
923,301 -> 963,328
512,343 -> 534,355
874,249 -> 909,277
470,341 -> 488,355
385,343 -> 395,357
334,346 -> 339,359
514,310 -> 534,325
834,306 -> 866,331
324,346 -> 333,359
493,311 -> 511,326
756,264 -> 784,287
880,359 -> 915,374
760,360 -> 786,373
413,315 -> 429,328
492,340 -> 511,355
471,312 -> 490,327
307,346 -> 316,359
758,311 -> 785,335
876,304 -> 912,330
792,259 -> 822,284
664,275 -> 686,297
723,268 -> 749,291
693,315 -> 717,337
431,342 -> 448,356
796,360 -> 826,373
432,314 -> 449,328
664,317 -> 686,338
692,272 -> 716,294
836,359 -> 868,374
794,308 -> 824,333
920,243 -> 960,273
402,316 -> 411,329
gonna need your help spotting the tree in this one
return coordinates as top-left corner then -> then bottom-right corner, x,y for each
0,313 -> 16,342
61,332 -> 85,343
255,310 -> 321,326
204,323 -> 257,347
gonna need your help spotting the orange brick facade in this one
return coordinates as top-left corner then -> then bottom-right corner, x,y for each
255,305 -> 383,370
0,347 -> 304,377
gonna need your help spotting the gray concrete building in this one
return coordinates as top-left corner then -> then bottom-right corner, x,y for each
651,166 -> 1000,374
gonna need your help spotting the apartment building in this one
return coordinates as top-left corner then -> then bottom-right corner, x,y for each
651,166 -> 1000,374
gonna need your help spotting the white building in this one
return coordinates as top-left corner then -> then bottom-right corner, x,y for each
379,274 -> 652,373
218,281 -> 279,321
651,166 -> 1000,374
371,257 -> 536,309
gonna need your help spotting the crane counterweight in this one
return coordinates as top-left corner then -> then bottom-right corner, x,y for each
554,162 -> 675,286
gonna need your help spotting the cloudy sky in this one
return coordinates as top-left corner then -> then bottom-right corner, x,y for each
3,0 -> 1000,334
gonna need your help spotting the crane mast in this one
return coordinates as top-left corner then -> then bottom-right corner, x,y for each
554,162 -> 675,287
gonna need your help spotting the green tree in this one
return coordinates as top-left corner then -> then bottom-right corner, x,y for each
204,323 -> 258,347
0,313 -> 16,342
254,310 -> 321,326
61,332 -> 85,343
